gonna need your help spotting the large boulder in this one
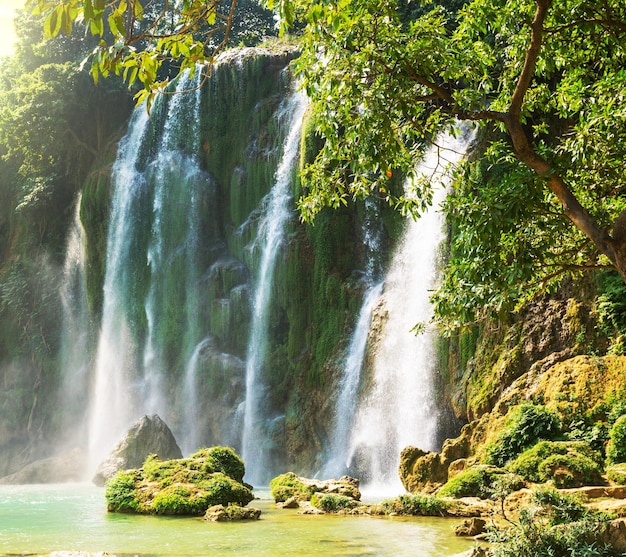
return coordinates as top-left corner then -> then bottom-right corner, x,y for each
92,414 -> 182,486
105,447 -> 254,515
0,447 -> 86,484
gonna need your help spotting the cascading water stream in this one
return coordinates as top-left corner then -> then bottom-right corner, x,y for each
142,69 -> 205,416
241,88 -> 308,485
88,68 -> 207,468
57,194 -> 91,449
322,199 -> 384,479
87,107 -> 151,469
346,128 -> 474,492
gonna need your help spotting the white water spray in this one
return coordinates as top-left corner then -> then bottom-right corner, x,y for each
322,199 -> 385,478
241,88 -> 308,485
87,107 -> 151,469
347,129 -> 474,492
57,194 -> 91,450
88,69 -> 206,468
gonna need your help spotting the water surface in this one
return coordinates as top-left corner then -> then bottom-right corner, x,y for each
0,484 -> 472,556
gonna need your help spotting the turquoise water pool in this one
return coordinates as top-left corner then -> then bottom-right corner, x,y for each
0,484 -> 472,556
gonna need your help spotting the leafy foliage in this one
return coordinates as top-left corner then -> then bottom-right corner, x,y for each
597,272 -> 626,354
606,415 -> 626,465
291,0 -> 626,330
485,404 -> 561,467
27,0 -> 277,108
488,487 -> 617,557
508,441 -> 603,488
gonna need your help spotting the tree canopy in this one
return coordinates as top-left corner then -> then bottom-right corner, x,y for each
27,0 -> 276,108
30,0 -> 626,329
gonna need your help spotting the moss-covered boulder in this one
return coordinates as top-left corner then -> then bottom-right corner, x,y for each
399,447 -> 450,494
104,446 -> 254,515
269,472 -> 361,504
437,465 -> 525,499
204,504 -> 261,521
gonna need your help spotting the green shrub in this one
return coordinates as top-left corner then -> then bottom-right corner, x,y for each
606,463 -> 626,485
509,440 -> 603,488
488,487 -> 616,557
269,472 -> 315,502
485,404 -> 561,467
380,494 -> 449,516
607,415 -> 626,464
105,470 -> 141,513
310,493 -> 356,512
437,466 -> 524,499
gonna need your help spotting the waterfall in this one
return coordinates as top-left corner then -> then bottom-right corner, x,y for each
241,88 -> 308,485
322,199 -> 384,479
346,128 -> 474,491
141,70 -> 205,417
87,69 -> 207,467
57,194 -> 91,450
87,106 -> 151,468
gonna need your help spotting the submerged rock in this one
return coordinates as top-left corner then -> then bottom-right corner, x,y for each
93,414 -> 182,486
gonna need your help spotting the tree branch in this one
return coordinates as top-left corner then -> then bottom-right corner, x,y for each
501,0 -> 618,267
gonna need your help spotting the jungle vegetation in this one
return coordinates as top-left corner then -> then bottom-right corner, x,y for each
28,0 -> 626,332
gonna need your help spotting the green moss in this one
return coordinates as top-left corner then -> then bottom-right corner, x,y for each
508,441 -> 603,488
269,472 -> 315,502
380,494 -> 449,516
310,493 -> 356,512
190,446 -> 246,483
79,167 -> 112,319
437,465 -> 523,499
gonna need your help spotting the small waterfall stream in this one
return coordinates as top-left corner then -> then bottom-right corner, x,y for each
241,88 -> 308,485
346,130 -> 473,490
57,195 -> 91,448
322,200 -> 384,479
88,106 -> 151,468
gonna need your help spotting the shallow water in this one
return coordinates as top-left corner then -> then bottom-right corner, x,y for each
0,484 -> 472,556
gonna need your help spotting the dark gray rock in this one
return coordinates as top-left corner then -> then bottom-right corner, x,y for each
92,414 -> 182,486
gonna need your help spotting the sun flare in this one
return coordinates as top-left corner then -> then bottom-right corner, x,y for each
0,0 -> 22,57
